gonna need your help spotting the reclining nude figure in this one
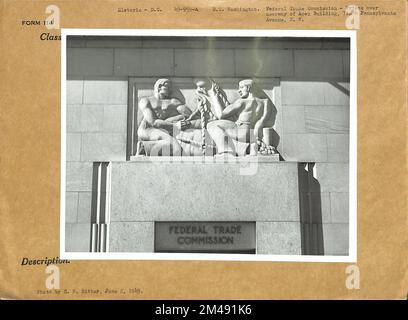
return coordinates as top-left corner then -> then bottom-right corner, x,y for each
207,79 -> 273,156
137,78 -> 200,156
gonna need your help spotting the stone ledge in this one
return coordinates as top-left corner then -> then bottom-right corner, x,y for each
128,155 -> 280,163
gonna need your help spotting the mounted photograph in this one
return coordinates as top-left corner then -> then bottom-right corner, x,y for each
61,30 -> 356,261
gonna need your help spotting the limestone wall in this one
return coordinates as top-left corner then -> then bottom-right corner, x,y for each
65,36 -> 350,255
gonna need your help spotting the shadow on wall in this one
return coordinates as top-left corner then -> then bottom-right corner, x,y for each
298,163 -> 324,255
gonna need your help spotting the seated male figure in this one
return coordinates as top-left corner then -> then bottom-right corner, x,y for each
207,79 -> 272,156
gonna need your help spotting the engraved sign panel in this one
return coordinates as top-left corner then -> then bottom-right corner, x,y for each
155,222 -> 256,254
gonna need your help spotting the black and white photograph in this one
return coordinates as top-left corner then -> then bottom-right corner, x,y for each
61,30 -> 356,261
3,0 -> 408,303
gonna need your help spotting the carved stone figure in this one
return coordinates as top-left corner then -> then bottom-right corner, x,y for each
136,78 -> 200,156
182,80 -> 218,155
206,79 -> 277,156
